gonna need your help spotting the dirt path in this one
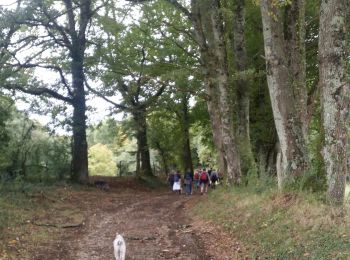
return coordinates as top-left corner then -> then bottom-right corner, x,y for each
59,187 -> 211,260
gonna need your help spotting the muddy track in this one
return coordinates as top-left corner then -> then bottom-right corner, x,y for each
63,189 -> 211,260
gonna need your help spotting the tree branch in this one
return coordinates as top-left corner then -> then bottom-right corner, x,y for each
3,84 -> 73,104
62,0 -> 77,40
84,79 -> 128,110
125,0 -> 192,20
14,63 -> 72,96
40,8 -> 72,48
165,0 -> 191,20
78,0 -> 92,41
141,82 -> 167,108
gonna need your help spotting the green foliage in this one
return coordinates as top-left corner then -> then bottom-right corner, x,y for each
0,96 -> 13,173
0,107 -> 71,182
88,143 -> 116,176
87,118 -> 138,174
88,118 -> 120,148
191,124 -> 216,167
148,110 -> 180,170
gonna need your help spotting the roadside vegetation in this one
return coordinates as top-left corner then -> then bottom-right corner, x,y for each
194,182 -> 350,259
0,182 -> 78,258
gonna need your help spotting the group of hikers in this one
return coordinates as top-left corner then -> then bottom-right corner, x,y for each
167,166 -> 220,195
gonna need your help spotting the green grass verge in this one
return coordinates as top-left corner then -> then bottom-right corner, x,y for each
193,184 -> 350,259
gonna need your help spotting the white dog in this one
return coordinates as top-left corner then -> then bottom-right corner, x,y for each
113,233 -> 126,260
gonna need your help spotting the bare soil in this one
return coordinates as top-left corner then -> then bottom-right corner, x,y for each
1,179 -> 244,259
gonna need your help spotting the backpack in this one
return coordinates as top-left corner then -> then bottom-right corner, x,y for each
200,172 -> 208,181
194,172 -> 200,180
211,171 -> 218,182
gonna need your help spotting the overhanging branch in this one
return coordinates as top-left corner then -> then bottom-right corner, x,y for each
125,0 -> 192,20
84,79 -> 128,110
2,84 -> 73,104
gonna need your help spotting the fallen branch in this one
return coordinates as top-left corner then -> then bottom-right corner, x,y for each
124,236 -> 156,241
33,222 -> 83,228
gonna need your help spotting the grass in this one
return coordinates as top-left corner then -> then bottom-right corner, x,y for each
193,183 -> 350,259
0,181 -> 83,259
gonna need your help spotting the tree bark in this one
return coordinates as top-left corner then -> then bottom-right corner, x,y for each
232,0 -> 256,177
192,0 -> 241,184
68,0 -> 90,184
260,0 -> 308,189
71,93 -> 88,183
180,94 -> 194,173
205,87 -> 227,177
284,0 -> 308,140
133,107 -> 153,176
318,0 -> 349,204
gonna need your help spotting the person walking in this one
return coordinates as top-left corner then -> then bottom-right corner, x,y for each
210,169 -> 219,189
199,168 -> 210,195
184,168 -> 194,195
194,170 -> 200,190
173,170 -> 182,194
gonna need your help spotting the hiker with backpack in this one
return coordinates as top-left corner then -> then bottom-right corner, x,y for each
172,170 -> 182,194
210,169 -> 219,189
194,170 -> 200,190
199,168 -> 211,195
184,168 -> 194,195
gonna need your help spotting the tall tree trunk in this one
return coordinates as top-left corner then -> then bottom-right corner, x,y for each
232,0 -> 256,177
181,94 -> 194,173
260,0 -> 308,189
206,83 -> 227,177
284,0 -> 308,140
134,107 -> 153,176
192,0 -> 241,184
71,53 -> 88,184
67,0 -> 91,184
318,0 -> 349,204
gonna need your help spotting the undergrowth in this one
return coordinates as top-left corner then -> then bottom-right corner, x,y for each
193,181 -> 350,259
0,180 -> 79,259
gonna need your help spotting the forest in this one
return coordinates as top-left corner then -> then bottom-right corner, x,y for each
0,0 -> 349,259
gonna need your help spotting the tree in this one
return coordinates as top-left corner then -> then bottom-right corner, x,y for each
154,85 -> 195,174
89,16 -> 168,176
1,0 -> 101,183
126,0 -> 242,184
1,108 -> 71,181
318,0 -> 349,204
140,1 -> 203,174
225,0 -> 257,178
0,96 -> 13,175
191,0 -> 242,184
148,110 -> 180,174
88,143 -> 116,176
260,0 -> 308,189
